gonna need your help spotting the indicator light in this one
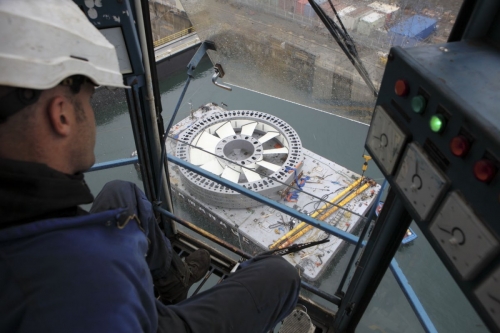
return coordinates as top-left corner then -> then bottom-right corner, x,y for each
430,114 -> 446,133
473,159 -> 497,183
411,95 -> 426,113
450,135 -> 470,157
395,80 -> 409,97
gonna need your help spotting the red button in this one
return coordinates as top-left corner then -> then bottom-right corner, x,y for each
473,159 -> 497,183
450,135 -> 470,157
395,80 -> 409,97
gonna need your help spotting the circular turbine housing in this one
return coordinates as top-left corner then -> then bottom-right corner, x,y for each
175,110 -> 304,208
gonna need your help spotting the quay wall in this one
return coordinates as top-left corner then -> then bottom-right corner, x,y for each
149,1 -> 376,118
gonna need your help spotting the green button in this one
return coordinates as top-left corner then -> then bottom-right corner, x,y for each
430,114 -> 446,133
411,95 -> 426,113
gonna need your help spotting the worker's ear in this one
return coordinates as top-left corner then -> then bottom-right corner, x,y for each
46,95 -> 74,137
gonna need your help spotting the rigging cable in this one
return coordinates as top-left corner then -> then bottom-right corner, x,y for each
327,0 -> 357,57
307,0 -> 379,97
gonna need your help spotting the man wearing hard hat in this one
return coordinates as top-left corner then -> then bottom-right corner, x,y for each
0,0 -> 300,332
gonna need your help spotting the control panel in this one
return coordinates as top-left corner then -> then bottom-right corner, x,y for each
366,40 -> 500,332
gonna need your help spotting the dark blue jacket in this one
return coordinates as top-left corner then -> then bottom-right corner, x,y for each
0,208 -> 158,333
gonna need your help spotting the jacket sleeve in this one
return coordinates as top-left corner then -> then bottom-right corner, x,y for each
0,209 -> 158,333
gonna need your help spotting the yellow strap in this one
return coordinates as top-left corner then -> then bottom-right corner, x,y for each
269,177 -> 365,249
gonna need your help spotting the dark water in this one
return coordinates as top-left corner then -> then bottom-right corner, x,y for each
85,57 -> 486,333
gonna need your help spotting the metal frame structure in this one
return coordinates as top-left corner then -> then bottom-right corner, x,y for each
75,0 -> 176,236
88,154 -> 436,332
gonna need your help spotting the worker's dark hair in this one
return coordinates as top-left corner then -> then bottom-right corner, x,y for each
0,75 -> 89,124
0,87 -> 42,124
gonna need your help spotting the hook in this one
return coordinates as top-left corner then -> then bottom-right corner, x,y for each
212,63 -> 232,91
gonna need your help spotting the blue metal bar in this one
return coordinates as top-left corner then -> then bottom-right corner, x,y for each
192,267 -> 215,296
88,154 -> 358,244
336,180 -> 388,295
301,281 -> 341,305
186,41 -> 216,75
156,76 -> 191,203
87,157 -> 139,172
390,259 -> 438,333
167,153 -> 359,244
156,41 -> 216,203
334,192 -> 412,331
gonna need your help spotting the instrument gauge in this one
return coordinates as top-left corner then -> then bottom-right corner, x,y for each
366,105 -> 408,175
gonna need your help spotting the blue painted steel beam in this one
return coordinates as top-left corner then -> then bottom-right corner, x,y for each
88,154 -> 359,243
156,41 -> 217,203
186,41 -> 216,74
390,259 -> 437,333
87,157 -> 139,172
167,154 -> 359,244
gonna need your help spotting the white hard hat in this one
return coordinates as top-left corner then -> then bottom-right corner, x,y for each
0,0 -> 128,90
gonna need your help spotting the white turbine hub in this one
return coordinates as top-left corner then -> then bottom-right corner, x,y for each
175,110 -> 304,208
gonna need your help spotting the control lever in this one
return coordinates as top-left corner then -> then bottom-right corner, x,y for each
230,238 -> 329,274
261,237 -> 330,257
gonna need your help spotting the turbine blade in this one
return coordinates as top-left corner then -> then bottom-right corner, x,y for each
256,160 -> 281,172
263,147 -> 289,154
242,168 -> 261,182
216,121 -> 236,138
189,148 -> 215,166
241,122 -> 257,137
258,131 -> 279,144
200,159 -> 224,175
195,131 -> 221,153
221,166 -> 240,183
